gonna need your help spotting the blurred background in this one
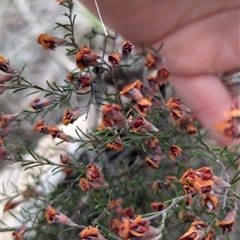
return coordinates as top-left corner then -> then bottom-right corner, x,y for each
1,0 -> 101,143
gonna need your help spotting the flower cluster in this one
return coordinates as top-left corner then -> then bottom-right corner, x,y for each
120,79 -> 153,116
215,105 -> 240,139
165,97 -> 197,135
45,206 -> 106,239
179,220 -> 214,240
79,164 -> 106,191
180,167 -> 231,210
98,104 -> 126,130
108,41 -> 134,65
144,52 -> 170,87
109,199 -> 160,240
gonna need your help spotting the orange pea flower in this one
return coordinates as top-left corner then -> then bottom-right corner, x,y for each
0,54 -> 16,73
98,104 -> 125,129
79,178 -> 92,192
168,145 -> 182,160
75,45 -> 99,70
67,74 -> 92,91
79,164 -> 106,192
145,138 -> 160,149
165,175 -> 178,189
178,211 -> 195,223
109,199 -> 124,218
0,113 -> 18,127
215,210 -> 236,234
215,120 -> 239,139
62,108 -> 83,126
201,193 -> 218,211
215,105 -> 240,139
12,224 -> 26,240
120,79 -> 144,102
180,168 -> 196,185
79,226 -> 105,240
130,116 -> 158,133
148,75 -> 160,93
122,40 -> 134,58
169,108 -> 183,122
34,119 -> 48,133
109,198 -> 122,210
123,206 -> 135,219
150,202 -> 167,212
185,122 -> 197,135
0,70 -> 18,83
45,206 -> 77,226
144,53 -> 158,70
195,167 -> 213,180
47,125 -> 69,141
179,221 -> 214,240
109,218 -> 121,235
134,98 -> 152,116
106,136 -> 123,151
224,107 -> 240,119
34,120 -> 70,141
30,97 -> 53,110
165,97 -> 182,109
155,67 -> 169,86
145,156 -> 162,168
37,33 -> 68,50
4,199 -> 22,212
86,164 -> 102,181
108,52 -> 122,66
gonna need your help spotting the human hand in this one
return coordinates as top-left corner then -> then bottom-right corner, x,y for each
80,0 -> 240,146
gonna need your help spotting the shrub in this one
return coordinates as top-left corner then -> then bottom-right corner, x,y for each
1,1 -> 239,240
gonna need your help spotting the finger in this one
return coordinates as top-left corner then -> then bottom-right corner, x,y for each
80,0 -> 240,75
169,74 -> 239,146
158,8 -> 240,75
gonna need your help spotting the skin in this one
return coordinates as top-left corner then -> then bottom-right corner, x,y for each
80,0 -> 240,146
